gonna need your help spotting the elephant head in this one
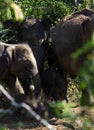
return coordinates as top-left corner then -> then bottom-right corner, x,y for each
51,8 -> 94,75
20,18 -> 48,74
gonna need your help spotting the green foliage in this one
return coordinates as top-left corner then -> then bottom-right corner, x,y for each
0,0 -> 24,22
42,1 -> 71,25
72,33 -> 94,105
13,0 -> 94,25
77,0 -> 92,9
82,117 -> 94,130
14,0 -> 71,25
0,29 -> 17,42
50,101 -> 76,120
0,0 -> 11,21
0,125 -> 7,130
1,0 -> 94,25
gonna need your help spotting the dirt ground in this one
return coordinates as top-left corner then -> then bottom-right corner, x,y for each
0,80 -> 94,130
0,101 -> 94,130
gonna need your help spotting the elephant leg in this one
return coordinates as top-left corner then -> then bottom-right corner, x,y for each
18,75 -> 34,98
3,75 -> 19,96
16,78 -> 24,94
33,74 -> 41,98
18,73 -> 41,100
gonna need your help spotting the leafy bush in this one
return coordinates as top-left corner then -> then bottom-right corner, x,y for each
1,0 -> 94,25
13,0 -> 71,25
72,33 -> 94,105
0,0 -> 24,22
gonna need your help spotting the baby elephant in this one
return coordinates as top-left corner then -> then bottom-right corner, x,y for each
41,66 -> 68,102
0,42 -> 41,98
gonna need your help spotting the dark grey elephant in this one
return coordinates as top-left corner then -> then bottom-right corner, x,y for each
51,8 -> 94,104
0,42 -> 41,98
19,18 -> 49,74
41,66 -> 68,102
51,8 -> 94,75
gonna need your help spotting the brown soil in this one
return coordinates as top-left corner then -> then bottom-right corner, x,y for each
0,102 -> 94,130
0,80 -> 94,130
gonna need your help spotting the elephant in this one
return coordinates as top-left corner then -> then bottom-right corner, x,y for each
0,42 -> 41,98
19,18 -> 50,74
51,8 -> 94,104
51,8 -> 94,75
2,18 -> 50,74
41,66 -> 68,102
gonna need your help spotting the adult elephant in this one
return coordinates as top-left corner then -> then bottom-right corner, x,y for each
51,8 -> 94,104
0,42 -> 41,99
51,8 -> 94,75
19,18 -> 49,74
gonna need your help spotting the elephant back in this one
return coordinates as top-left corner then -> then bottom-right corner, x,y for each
20,18 -> 46,45
51,10 -> 93,75
73,8 -> 94,17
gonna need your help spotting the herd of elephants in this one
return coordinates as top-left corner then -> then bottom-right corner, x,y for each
0,8 -> 94,105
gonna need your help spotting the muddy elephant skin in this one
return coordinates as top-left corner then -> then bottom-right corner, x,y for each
41,66 -> 68,102
51,8 -> 94,75
0,42 -> 41,98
